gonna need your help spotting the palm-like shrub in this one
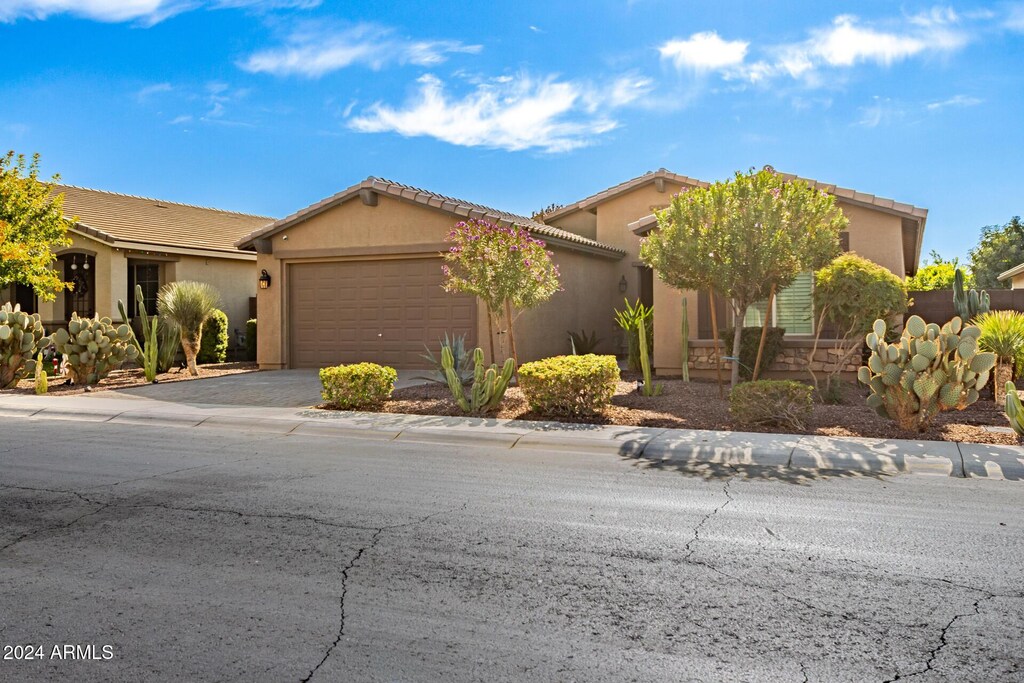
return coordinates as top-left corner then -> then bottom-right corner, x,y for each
976,310 -> 1024,401
157,281 -> 220,376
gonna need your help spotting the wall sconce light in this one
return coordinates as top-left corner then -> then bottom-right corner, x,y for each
258,269 -> 271,290
618,275 -> 628,293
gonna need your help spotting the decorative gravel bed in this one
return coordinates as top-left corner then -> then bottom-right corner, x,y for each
5,362 -> 258,396
377,376 -> 1022,446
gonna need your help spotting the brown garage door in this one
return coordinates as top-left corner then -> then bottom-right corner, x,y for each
288,258 -> 477,368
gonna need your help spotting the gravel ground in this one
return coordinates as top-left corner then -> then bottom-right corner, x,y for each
376,376 -> 1022,446
6,362 -> 258,396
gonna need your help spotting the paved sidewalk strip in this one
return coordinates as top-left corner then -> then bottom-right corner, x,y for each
3,394 -> 1022,479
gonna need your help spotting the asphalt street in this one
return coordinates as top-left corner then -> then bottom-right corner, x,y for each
1,418 -> 1022,682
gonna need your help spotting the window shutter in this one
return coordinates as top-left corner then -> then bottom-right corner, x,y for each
775,272 -> 814,334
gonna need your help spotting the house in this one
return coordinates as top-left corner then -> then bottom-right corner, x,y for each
546,168 -> 926,378
2,186 -> 273,346
238,170 -> 926,376
998,262 -> 1024,289
235,177 -> 624,369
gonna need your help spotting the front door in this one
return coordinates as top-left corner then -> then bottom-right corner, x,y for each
62,253 -> 96,320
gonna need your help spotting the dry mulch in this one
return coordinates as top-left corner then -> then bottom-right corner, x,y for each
376,375 -> 1022,446
5,362 -> 258,396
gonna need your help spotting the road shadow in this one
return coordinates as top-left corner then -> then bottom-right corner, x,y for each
618,450 -> 890,485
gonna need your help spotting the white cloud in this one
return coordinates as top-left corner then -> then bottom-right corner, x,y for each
856,96 -> 904,127
169,115 -> 193,125
349,73 -> 623,153
136,82 -> 173,101
240,23 -> 482,78
658,32 -> 749,71
926,94 -> 983,110
1006,4 -> 1024,31
0,0 -> 319,25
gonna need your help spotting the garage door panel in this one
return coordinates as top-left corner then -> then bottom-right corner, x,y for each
288,258 -> 476,368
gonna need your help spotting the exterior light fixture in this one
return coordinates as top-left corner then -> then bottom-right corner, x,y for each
258,269 -> 271,290
618,275 -> 628,293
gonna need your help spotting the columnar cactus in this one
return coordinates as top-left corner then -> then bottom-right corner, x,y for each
52,313 -> 139,386
637,313 -> 663,396
0,302 -> 47,389
442,346 -> 514,414
118,284 -> 160,382
953,268 -> 990,322
858,315 -> 996,431
1006,382 -> 1024,442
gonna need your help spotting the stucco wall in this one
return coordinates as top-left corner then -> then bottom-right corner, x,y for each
838,201 -> 906,277
167,255 -> 256,347
1012,273 -> 1024,290
254,193 -> 623,369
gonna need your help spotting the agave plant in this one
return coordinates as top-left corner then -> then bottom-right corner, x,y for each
156,281 -> 220,376
418,332 -> 474,384
976,310 -> 1024,402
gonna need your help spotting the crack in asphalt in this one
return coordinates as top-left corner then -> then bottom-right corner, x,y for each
301,504 -> 468,683
881,594 -> 994,682
682,475 -> 734,561
798,660 -> 810,683
0,501 -> 111,552
680,473 -> 842,620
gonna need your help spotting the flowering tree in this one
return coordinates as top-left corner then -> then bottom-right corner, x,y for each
641,168 -> 846,387
442,219 -> 561,364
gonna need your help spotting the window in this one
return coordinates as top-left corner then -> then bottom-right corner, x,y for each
743,272 -> 815,335
128,262 -> 160,317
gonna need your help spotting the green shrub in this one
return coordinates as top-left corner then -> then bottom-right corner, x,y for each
245,319 -> 257,362
319,362 -> 397,410
518,354 -> 619,417
198,308 -> 228,364
719,326 -> 786,380
729,380 -> 813,432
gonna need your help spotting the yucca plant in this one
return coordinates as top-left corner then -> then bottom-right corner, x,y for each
156,281 -> 220,376
976,310 -> 1024,402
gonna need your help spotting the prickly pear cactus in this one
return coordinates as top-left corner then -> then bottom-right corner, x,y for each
51,313 -> 139,386
858,315 -> 996,432
0,302 -> 48,389
442,346 -> 515,414
1005,382 -> 1024,443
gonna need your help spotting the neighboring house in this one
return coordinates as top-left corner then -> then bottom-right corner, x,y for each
2,186 -> 272,346
235,177 -> 624,369
238,170 -> 926,376
998,262 -> 1024,289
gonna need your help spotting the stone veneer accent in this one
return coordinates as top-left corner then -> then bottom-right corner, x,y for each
683,340 -> 861,376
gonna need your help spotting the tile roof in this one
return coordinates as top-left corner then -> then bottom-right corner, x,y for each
629,169 -> 929,234
236,177 -> 626,257
55,185 -> 275,256
542,169 -> 709,221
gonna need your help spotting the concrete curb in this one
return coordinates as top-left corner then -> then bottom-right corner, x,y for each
5,396 -> 1023,479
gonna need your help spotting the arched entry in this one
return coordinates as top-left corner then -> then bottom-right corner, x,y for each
58,252 -> 95,320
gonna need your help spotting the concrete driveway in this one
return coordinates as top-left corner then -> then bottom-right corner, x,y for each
100,369 -> 429,408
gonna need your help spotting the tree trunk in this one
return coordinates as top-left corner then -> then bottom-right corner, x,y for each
487,309 -> 495,362
181,329 -> 201,376
504,298 -> 519,367
995,360 -> 1012,403
709,292 -> 724,398
730,302 -> 745,387
751,284 -> 776,381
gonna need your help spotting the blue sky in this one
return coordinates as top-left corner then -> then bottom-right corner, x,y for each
1,1 -> 1022,262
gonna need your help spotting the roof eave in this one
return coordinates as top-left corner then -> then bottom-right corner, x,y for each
998,262 -> 1024,281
